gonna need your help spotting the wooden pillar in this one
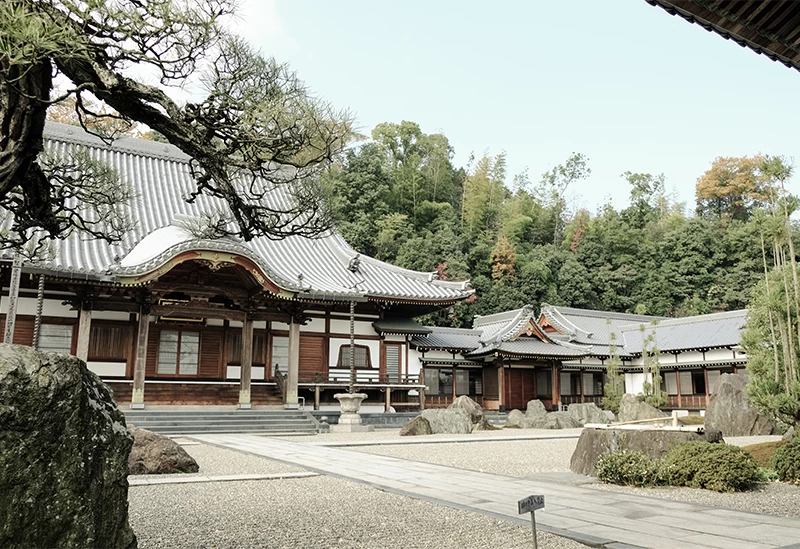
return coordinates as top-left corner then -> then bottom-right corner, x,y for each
551,362 -> 560,411
385,387 -> 392,412
285,320 -> 300,409
579,370 -> 585,404
239,318 -> 254,409
703,368 -> 710,407
131,310 -> 150,409
76,307 -> 92,362
418,369 -> 426,411
314,385 -> 320,411
498,358 -> 505,410
676,370 -> 682,408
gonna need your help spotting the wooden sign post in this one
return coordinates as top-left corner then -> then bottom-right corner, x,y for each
518,494 -> 545,549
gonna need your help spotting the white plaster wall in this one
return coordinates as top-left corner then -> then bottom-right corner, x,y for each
705,348 -> 735,361
226,366 -> 266,380
418,349 -> 455,360
407,347 -> 423,377
383,334 -> 406,342
299,318 -> 325,333
625,373 -> 647,395
330,319 -> 376,336
272,320 -> 289,331
254,321 -> 267,330
328,337 -> 380,368
206,318 -> 224,327
88,361 -> 125,377
1,296 -> 76,318
92,311 -> 130,321
230,320 -> 242,328
676,351 -> 705,363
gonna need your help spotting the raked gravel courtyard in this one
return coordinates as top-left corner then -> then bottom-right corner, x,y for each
128,429 -> 800,548
128,439 -> 587,549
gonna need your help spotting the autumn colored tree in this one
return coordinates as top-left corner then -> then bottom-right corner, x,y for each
696,155 -> 769,221
490,235 -> 516,282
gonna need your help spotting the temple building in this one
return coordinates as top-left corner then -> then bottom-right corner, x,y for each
1,123 -> 749,416
410,304 -> 748,413
0,122 -> 473,411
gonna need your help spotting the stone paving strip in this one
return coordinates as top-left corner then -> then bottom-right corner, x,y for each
310,431 -> 581,447
192,434 -> 800,549
128,471 -> 317,486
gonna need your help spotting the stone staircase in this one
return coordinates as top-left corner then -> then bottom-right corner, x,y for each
483,411 -> 508,427
123,409 -> 319,436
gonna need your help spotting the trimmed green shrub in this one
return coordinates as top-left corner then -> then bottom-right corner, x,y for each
596,450 -> 659,487
773,435 -> 800,483
659,442 -> 759,492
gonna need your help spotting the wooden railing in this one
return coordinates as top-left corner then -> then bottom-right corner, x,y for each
558,395 -> 602,406
298,370 -> 421,385
666,394 -> 708,410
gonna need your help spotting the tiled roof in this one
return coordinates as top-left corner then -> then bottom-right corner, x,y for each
372,318 -> 431,335
474,305 -> 539,345
411,327 -> 483,351
539,303 -> 664,346
620,310 -> 747,354
1,123 -> 473,303
467,339 -> 589,359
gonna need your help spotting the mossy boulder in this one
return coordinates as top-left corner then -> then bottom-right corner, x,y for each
0,344 -> 136,549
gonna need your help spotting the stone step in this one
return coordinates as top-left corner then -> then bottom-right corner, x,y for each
130,418 -> 314,428
156,427 -> 318,435
122,409 -> 319,435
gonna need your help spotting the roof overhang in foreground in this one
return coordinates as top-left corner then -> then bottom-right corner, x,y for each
646,0 -> 800,72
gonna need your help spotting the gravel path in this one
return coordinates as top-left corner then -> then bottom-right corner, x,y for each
128,474 -> 588,549
352,438 -> 578,476
587,482 -> 800,518
128,442 -> 305,481
275,427 -> 583,444
347,434 -> 800,519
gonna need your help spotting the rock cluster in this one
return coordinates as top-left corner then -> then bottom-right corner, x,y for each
419,408 -> 473,434
504,399 -> 610,429
570,427 -> 720,476
128,427 -> 199,475
617,394 -> 666,423
704,374 -> 778,436
0,344 -> 136,549
400,396 -> 490,435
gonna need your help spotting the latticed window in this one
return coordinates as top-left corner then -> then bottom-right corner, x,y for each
39,324 -> 73,354
336,344 -> 371,368
157,330 -> 200,375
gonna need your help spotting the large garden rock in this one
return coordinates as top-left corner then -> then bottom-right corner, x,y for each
400,415 -> 433,436
505,409 -> 525,427
570,427 -> 714,476
525,399 -> 548,418
421,408 -> 472,434
617,393 -> 667,423
448,395 -> 484,424
705,374 -> 777,436
567,403 -> 609,426
543,411 -> 581,429
0,344 -> 136,549
128,427 -> 199,474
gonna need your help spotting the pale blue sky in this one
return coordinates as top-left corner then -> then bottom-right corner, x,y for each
237,0 -> 800,213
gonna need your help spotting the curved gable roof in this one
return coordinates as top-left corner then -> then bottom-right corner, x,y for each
2,123 -> 473,304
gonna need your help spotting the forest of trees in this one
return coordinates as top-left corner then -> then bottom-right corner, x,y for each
323,120 -> 796,327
